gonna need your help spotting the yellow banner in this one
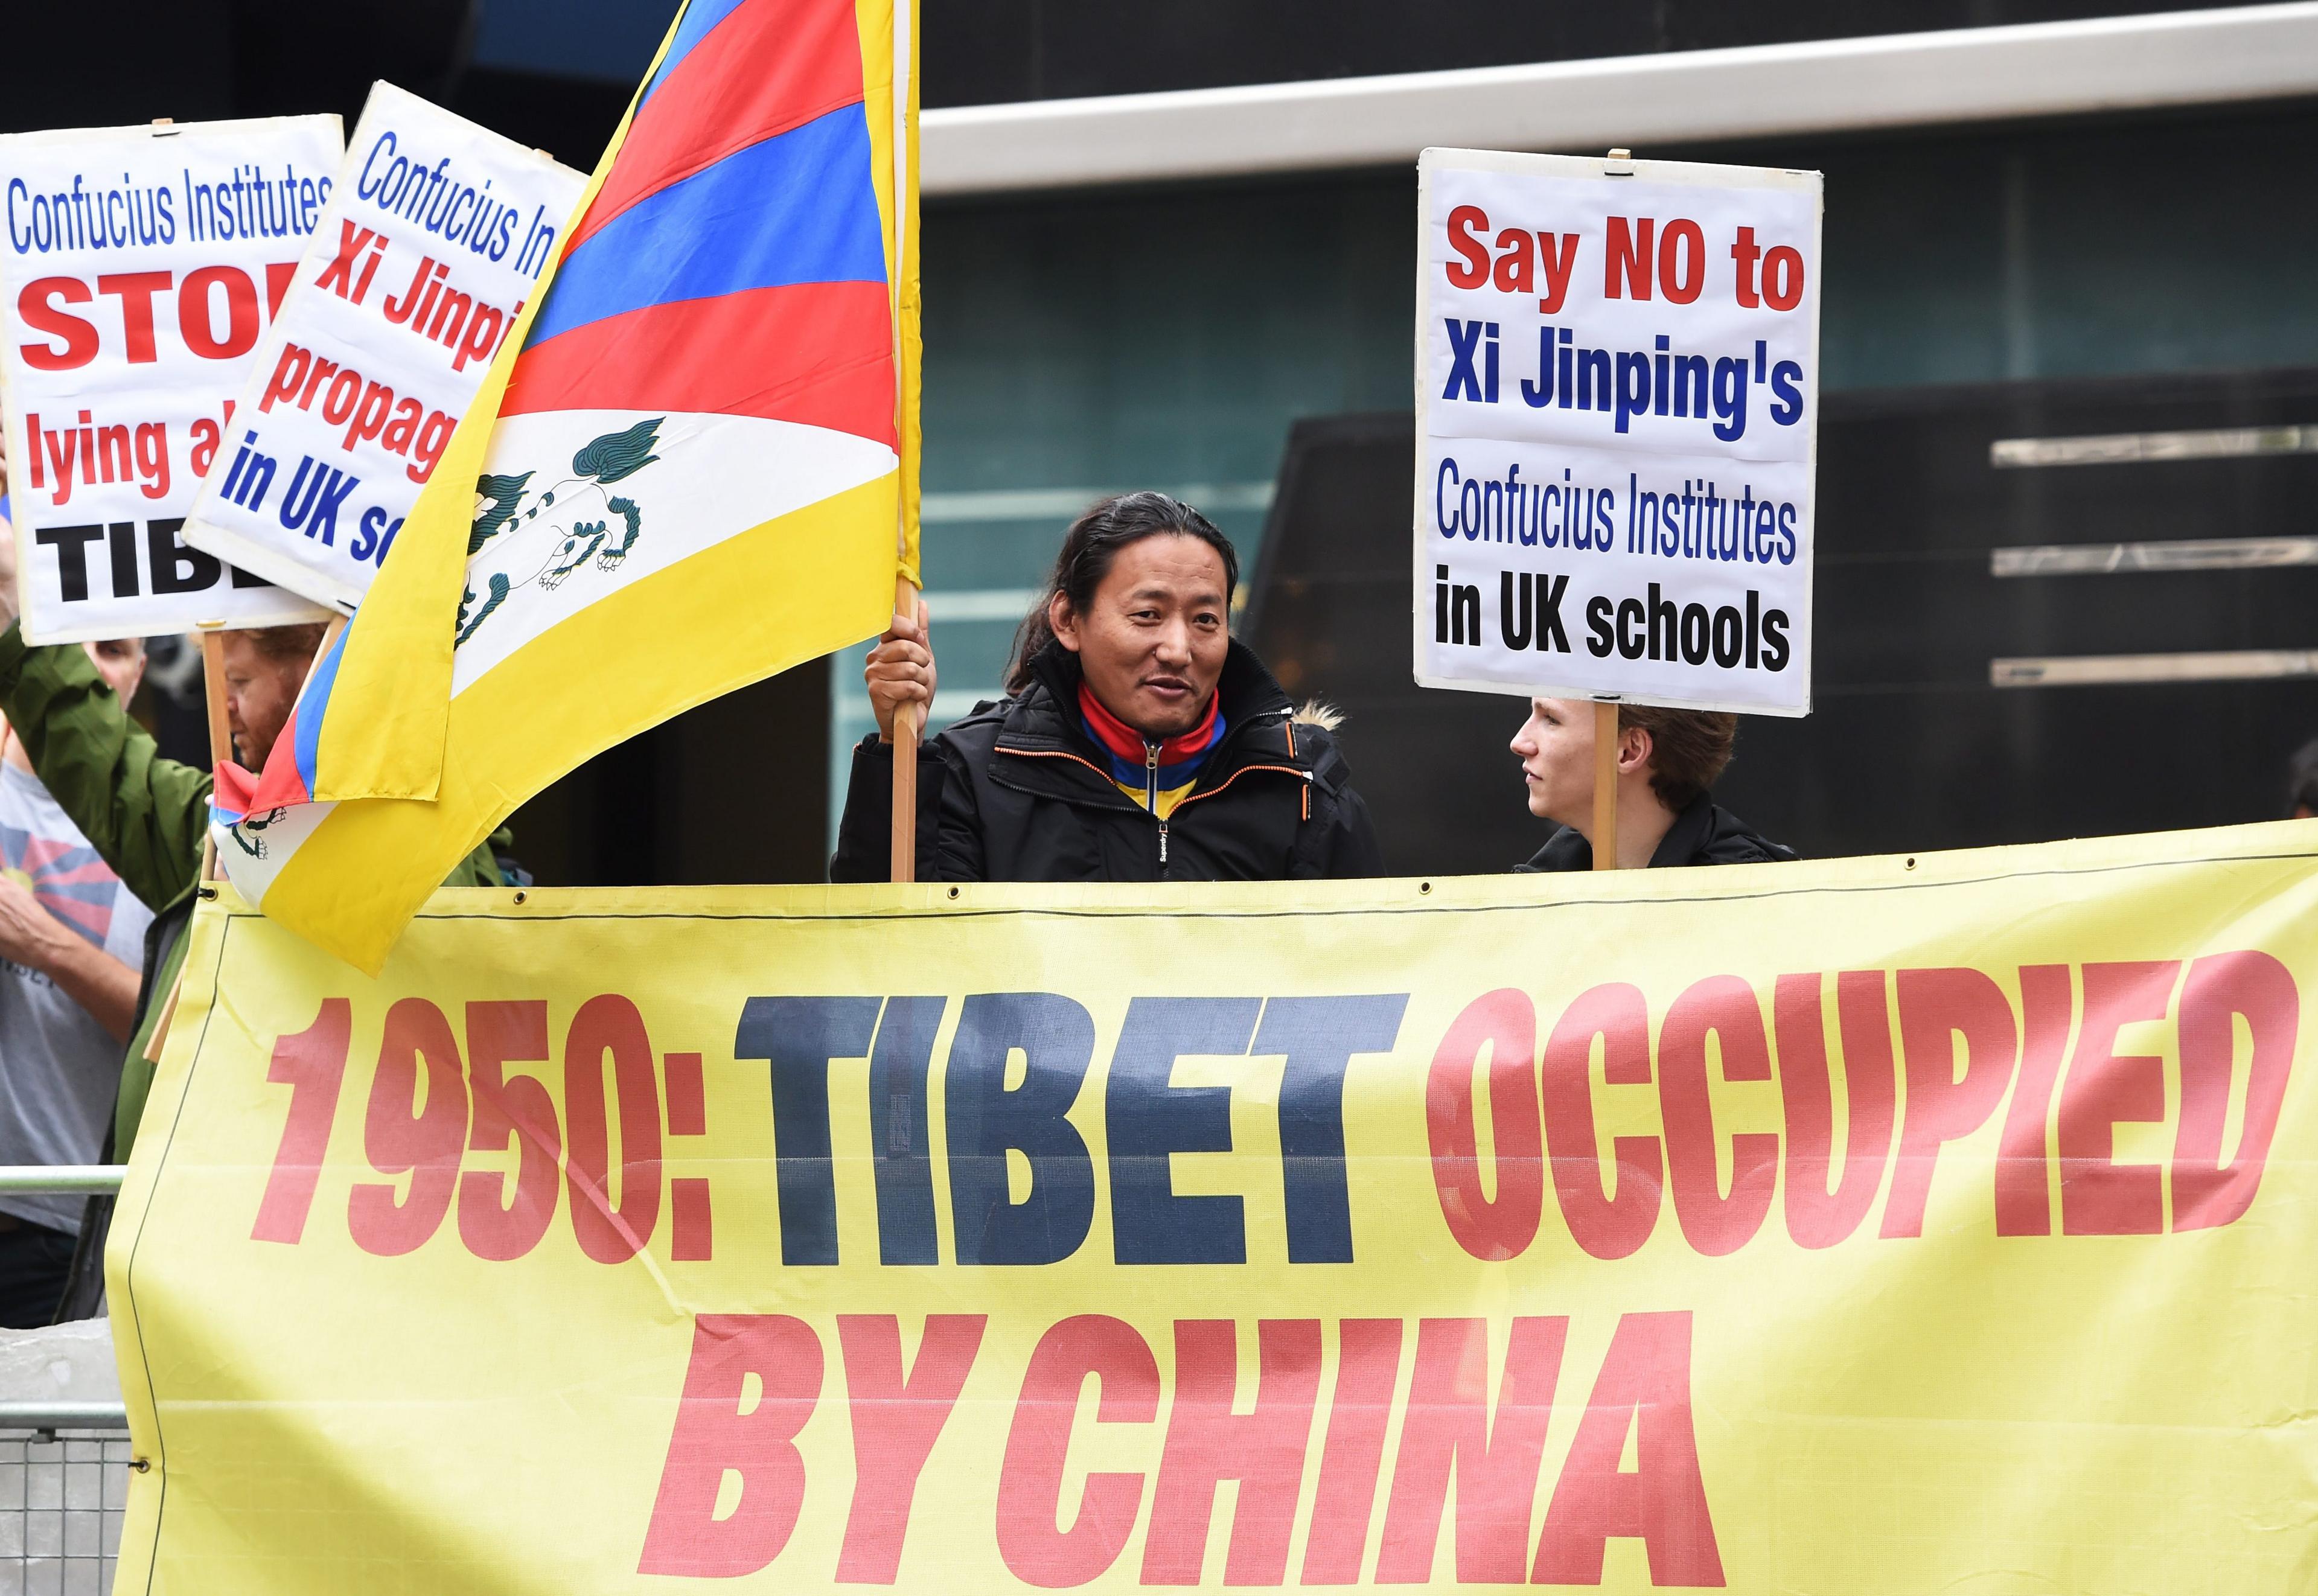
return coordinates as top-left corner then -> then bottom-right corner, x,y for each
109,823 -> 2318,1592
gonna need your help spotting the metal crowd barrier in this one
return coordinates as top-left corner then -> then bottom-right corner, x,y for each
0,1428 -> 133,1594
0,1167 -> 130,1594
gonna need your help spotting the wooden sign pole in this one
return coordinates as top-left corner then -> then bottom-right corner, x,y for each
297,615 -> 346,712
1597,147 -> 1633,873
196,623 -> 233,883
1592,701 -> 1620,872
889,574 -> 920,884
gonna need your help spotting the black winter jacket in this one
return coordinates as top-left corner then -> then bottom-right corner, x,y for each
832,641 -> 1384,883
1515,792 -> 1795,872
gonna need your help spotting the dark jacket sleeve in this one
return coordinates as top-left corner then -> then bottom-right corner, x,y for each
1512,830 -> 1587,872
1293,726 -> 1385,879
929,737 -> 986,883
0,621 -> 209,913
830,733 -> 945,882
1317,785 -> 1386,878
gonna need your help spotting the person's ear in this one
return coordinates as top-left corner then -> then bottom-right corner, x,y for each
1619,723 -> 1653,777
1048,591 -> 1082,653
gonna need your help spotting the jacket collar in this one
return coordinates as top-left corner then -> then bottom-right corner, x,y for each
1647,793 -> 1717,867
995,640 -> 1300,805
1023,638 -> 1291,733
1525,792 -> 1732,870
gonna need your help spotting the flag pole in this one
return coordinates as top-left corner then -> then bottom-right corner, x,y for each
887,0 -> 922,886
1592,701 -> 1620,871
889,575 -> 919,883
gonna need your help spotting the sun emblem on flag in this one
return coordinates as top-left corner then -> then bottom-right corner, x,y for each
0,827 -> 120,946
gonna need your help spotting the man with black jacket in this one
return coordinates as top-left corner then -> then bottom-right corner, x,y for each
833,493 -> 1381,883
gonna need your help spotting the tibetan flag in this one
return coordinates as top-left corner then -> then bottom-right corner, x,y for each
209,0 -> 922,973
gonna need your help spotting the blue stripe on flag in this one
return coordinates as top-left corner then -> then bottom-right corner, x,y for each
526,103 -> 886,351
293,622 -> 348,800
31,878 -> 116,907
639,0 -> 754,104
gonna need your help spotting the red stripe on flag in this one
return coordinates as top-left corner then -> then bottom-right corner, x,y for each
39,897 -> 109,937
568,0 -> 868,257
502,281 -> 897,448
217,741 -> 313,818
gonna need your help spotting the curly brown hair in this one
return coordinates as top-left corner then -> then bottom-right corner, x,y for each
1621,703 -> 1736,812
241,623 -> 330,663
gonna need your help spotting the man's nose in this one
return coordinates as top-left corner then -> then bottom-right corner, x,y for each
1154,622 -> 1193,665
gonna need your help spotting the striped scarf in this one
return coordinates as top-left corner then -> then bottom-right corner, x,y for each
1078,684 -> 1225,819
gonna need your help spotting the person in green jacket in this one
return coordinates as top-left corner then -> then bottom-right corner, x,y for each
0,521 -> 505,1169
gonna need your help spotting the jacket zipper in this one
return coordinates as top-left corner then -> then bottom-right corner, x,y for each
1000,746 -> 1116,783
992,742 -> 1310,872
1146,742 -> 1169,869
1172,763 -> 1311,810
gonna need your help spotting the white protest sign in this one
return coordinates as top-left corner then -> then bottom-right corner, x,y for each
1413,149 -> 1821,714
181,83 -> 586,612
0,115 -> 340,644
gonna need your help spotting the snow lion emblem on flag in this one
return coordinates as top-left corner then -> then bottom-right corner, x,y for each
456,417 -> 666,645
